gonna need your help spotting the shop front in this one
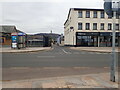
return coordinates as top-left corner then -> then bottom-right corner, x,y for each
76,32 -> 120,47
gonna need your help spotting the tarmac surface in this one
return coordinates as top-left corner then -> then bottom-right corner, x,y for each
1,45 -> 119,88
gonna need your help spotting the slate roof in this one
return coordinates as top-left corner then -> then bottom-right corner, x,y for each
0,25 -> 24,33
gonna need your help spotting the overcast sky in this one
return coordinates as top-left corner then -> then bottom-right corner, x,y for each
0,0 -> 104,34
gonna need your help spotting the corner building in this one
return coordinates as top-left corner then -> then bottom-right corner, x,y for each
64,8 -> 120,47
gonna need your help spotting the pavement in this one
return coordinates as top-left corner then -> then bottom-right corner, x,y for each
0,47 -> 51,53
2,72 -> 118,88
70,47 -> 120,53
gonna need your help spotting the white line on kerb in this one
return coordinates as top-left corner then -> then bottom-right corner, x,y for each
37,56 -> 55,58
62,49 -> 71,54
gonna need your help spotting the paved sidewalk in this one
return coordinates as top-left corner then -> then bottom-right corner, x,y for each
70,47 -> 120,53
2,72 -> 118,88
0,47 -> 51,53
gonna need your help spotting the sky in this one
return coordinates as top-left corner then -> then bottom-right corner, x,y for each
0,0 -> 104,34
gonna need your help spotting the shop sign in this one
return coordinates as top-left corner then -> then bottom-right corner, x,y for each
11,32 -> 18,36
18,33 -> 26,36
12,36 -> 17,43
100,32 -> 112,36
12,43 -> 17,48
77,32 -> 99,36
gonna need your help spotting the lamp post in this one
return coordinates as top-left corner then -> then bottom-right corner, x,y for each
104,0 -> 120,82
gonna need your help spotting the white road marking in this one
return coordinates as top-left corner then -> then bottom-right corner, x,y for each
62,49 -> 71,54
37,56 -> 55,58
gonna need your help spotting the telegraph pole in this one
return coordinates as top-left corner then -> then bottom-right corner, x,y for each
111,11 -> 116,82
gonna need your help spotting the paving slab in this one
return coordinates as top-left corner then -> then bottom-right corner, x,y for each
0,47 -> 51,53
2,72 -> 118,88
70,47 -> 120,53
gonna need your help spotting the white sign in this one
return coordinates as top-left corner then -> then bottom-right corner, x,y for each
12,43 -> 17,48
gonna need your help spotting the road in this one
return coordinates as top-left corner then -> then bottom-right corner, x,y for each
2,45 -> 112,80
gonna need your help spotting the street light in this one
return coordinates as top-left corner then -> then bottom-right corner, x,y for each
104,0 -> 120,82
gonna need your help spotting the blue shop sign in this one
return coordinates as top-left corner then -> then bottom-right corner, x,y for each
18,33 -> 26,36
12,36 -> 17,43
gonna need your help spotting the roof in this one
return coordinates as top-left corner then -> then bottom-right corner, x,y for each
73,8 -> 104,11
64,8 -> 104,25
0,25 -> 25,34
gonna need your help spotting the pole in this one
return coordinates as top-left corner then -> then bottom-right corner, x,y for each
110,11 -> 116,82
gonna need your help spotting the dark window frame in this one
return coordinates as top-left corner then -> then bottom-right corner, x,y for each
78,11 -> 83,18
93,11 -> 97,18
116,24 -> 119,30
86,11 -> 90,18
108,23 -> 112,30
78,23 -> 83,30
86,23 -> 90,30
100,23 -> 104,30
101,11 -> 105,18
93,23 -> 97,30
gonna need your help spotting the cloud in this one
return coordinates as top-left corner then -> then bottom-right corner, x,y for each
1,0 -> 104,34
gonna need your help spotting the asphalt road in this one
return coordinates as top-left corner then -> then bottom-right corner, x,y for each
3,45 -> 112,68
3,45 -> 114,80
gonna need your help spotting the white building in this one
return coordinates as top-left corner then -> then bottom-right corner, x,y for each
64,8 -> 120,47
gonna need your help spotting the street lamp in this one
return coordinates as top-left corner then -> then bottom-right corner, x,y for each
104,0 -> 120,82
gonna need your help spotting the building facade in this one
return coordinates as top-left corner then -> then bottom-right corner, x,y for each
0,25 -> 26,46
64,8 -> 120,47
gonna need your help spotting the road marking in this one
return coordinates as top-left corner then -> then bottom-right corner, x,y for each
37,56 -> 55,58
62,49 -> 71,54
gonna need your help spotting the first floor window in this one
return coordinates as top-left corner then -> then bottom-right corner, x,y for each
116,24 -> 119,30
108,23 -> 112,30
100,23 -> 104,30
93,23 -> 97,30
86,23 -> 90,30
78,23 -> 82,30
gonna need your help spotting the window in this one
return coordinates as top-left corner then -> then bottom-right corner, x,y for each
78,23 -> 82,30
100,23 -> 104,30
108,23 -> 112,30
116,24 -> 119,30
93,11 -> 97,18
116,13 -> 119,19
93,23 -> 97,30
86,11 -> 90,18
86,23 -> 90,30
101,11 -> 104,18
108,15 -> 112,19
78,11 -> 82,18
